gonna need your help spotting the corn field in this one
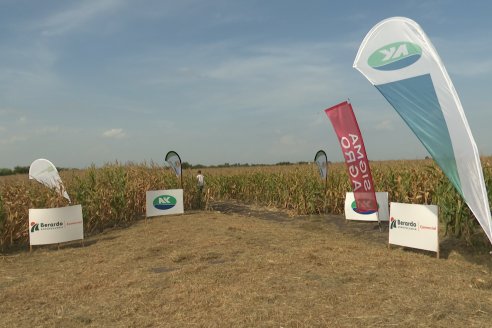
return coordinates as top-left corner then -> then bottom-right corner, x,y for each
1,158 -> 492,250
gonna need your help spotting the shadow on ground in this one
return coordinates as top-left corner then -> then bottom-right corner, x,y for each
209,200 -> 388,242
208,200 -> 492,266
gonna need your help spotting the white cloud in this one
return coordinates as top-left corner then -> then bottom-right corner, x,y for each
374,119 -> 394,131
0,107 -> 24,116
435,37 -> 492,77
0,135 -> 28,145
103,128 -> 126,139
269,134 -> 309,159
140,42 -> 347,114
39,0 -> 125,37
35,126 -> 60,135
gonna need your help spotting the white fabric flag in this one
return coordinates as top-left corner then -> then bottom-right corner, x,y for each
29,159 -> 71,202
354,17 -> 492,244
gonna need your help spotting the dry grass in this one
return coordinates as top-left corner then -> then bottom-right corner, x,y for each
1,204 -> 492,327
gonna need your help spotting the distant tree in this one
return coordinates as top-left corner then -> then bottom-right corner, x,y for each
0,168 -> 13,176
181,162 -> 192,169
13,166 -> 29,174
275,161 -> 292,166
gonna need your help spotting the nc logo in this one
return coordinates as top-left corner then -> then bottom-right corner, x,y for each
368,42 -> 421,71
351,200 -> 378,215
153,195 -> 177,210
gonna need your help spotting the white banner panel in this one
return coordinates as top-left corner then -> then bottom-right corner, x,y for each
146,189 -> 184,217
344,192 -> 389,221
29,205 -> 83,245
389,202 -> 439,252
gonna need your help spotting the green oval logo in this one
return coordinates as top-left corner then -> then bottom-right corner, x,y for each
368,42 -> 421,71
153,195 -> 177,210
351,200 -> 378,215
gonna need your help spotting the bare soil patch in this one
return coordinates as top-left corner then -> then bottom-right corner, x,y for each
1,201 -> 492,327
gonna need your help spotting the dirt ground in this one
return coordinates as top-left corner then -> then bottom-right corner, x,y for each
1,201 -> 492,327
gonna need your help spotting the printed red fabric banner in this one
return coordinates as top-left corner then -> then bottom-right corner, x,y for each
325,101 -> 378,212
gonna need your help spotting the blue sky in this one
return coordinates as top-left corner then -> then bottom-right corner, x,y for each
1,0 -> 492,168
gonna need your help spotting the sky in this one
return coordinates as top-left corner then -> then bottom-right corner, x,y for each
1,0 -> 492,168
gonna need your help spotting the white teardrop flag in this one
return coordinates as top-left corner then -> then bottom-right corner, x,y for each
29,159 -> 71,203
314,150 -> 328,180
165,151 -> 182,177
354,17 -> 492,244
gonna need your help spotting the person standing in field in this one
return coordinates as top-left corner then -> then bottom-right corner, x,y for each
196,170 -> 205,208
196,170 -> 204,193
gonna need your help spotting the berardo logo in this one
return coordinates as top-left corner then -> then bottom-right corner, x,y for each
390,217 -> 397,229
30,222 -> 39,233
153,195 -> 177,210
390,217 -> 418,231
351,200 -> 378,215
30,220 -> 64,233
368,41 -> 422,71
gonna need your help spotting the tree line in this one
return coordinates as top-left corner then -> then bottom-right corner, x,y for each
0,166 -> 71,176
0,166 -> 30,176
0,161 -> 312,176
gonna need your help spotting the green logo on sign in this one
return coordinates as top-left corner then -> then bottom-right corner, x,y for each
368,41 -> 421,70
351,200 -> 378,215
153,195 -> 177,210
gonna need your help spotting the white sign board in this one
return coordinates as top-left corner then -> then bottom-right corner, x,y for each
146,189 -> 184,217
389,202 -> 439,253
344,192 -> 389,221
29,205 -> 83,245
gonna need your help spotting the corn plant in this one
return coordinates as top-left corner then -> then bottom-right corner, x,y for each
1,159 -> 492,249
